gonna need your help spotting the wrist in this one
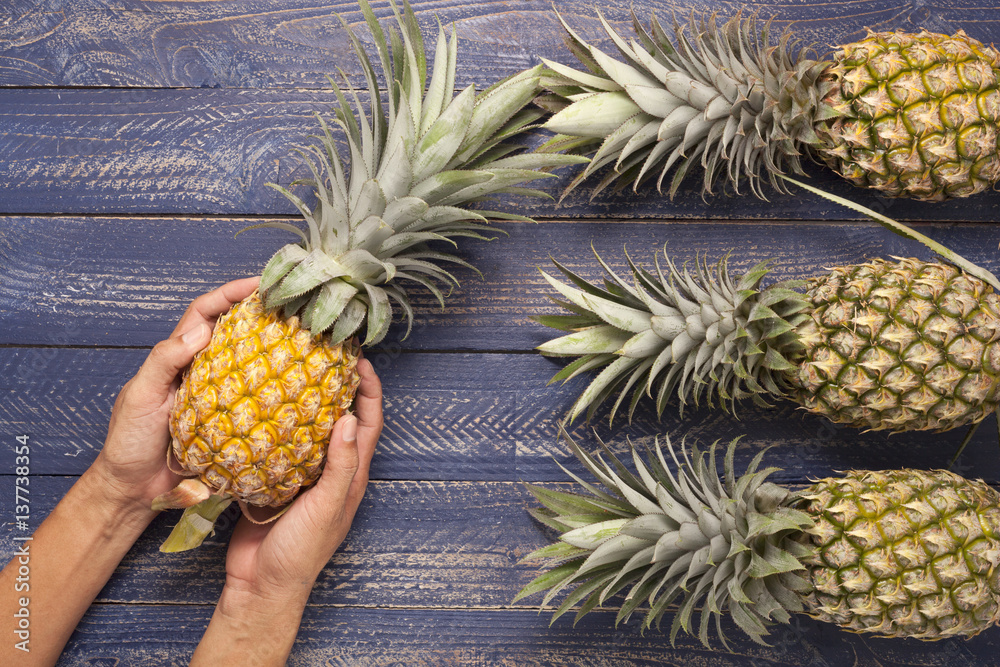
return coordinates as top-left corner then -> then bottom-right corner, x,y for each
191,580 -> 309,666
221,573 -> 314,615
79,461 -> 158,533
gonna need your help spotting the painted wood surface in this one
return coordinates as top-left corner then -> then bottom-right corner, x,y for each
5,0 -> 1000,664
3,347 -> 1000,484
49,604 -> 1000,667
5,218 -> 1000,349
3,85 -> 1000,220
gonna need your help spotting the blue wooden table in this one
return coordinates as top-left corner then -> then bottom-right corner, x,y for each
3,0 -> 1000,664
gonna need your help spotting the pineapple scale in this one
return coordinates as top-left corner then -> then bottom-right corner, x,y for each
788,258 -> 1000,432
797,469 -> 1000,639
817,29 -> 1000,201
168,291 -> 361,507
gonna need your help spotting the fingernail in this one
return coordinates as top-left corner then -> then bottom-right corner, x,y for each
342,415 -> 357,443
181,323 -> 210,345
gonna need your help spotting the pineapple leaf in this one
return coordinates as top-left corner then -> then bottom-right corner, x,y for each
361,284 -> 392,345
307,280 -> 358,334
327,298 -> 367,343
782,175 -> 1000,292
511,560 -> 585,604
412,84 -> 476,183
420,23 -> 453,135
258,243 -> 310,294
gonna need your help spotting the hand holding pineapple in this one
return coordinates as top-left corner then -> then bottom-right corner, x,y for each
0,278 -> 383,666
92,277 -> 261,511
191,357 -> 383,666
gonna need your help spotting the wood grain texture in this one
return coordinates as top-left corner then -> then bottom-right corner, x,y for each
7,0 -> 1000,662
53,604 -> 1000,667
5,218 -> 1000,349
2,0 -> 999,90
3,347 -> 999,484
3,84 -> 1000,218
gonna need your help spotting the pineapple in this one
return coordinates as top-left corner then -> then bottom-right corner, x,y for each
152,0 -> 585,552
515,431 -> 1000,644
537,248 -> 1000,432
535,10 -> 1000,201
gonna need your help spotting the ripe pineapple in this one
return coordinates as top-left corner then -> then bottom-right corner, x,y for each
516,431 -> 1000,644
152,0 -> 584,552
537,248 -> 1000,431
536,11 -> 1000,201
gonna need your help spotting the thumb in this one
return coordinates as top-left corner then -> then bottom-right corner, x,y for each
133,323 -> 212,397
314,415 -> 361,511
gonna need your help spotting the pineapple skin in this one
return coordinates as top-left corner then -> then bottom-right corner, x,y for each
168,291 -> 361,507
789,258 -> 1000,432
817,30 -> 1000,201
797,469 -> 1000,639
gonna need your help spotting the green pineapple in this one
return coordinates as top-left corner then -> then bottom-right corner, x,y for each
536,10 -> 1000,201
516,432 -> 1000,644
537,248 -> 1000,432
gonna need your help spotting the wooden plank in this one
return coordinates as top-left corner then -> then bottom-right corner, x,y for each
0,476 -> 573,607
4,0 -> 997,90
4,86 -> 1000,218
55,603 -> 997,667
5,218 -> 1000,350
4,475 -> 1000,628
3,348 -> 998,483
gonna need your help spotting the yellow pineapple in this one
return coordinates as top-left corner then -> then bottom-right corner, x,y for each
151,0 -> 584,552
168,292 -> 360,508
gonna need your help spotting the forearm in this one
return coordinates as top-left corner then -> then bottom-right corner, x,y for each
191,583 -> 311,666
0,466 -> 157,665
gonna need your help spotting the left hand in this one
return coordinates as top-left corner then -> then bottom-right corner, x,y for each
92,277 -> 260,511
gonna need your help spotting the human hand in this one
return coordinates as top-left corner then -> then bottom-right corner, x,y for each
92,277 -> 260,512
222,357 -> 383,598
189,356 -> 381,666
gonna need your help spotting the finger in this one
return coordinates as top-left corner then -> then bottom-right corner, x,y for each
130,323 -> 212,400
346,360 -> 381,507
354,359 -> 383,463
171,277 -> 260,337
312,415 -> 361,516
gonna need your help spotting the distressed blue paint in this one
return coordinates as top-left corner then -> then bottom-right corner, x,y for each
3,0 -> 996,89
4,218 -> 1000,348
5,1 -> 1000,663
57,603 -> 1000,667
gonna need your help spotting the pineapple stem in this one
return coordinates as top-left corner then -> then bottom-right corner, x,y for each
780,176 -> 1000,292
159,495 -> 233,553
947,420 -> 982,470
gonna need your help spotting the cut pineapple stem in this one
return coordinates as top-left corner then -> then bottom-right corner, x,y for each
159,495 -> 233,553
780,175 -> 1000,292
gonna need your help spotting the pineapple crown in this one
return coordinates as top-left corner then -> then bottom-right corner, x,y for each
254,0 -> 587,345
536,246 -> 810,424
515,429 -> 814,648
535,9 -> 834,200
